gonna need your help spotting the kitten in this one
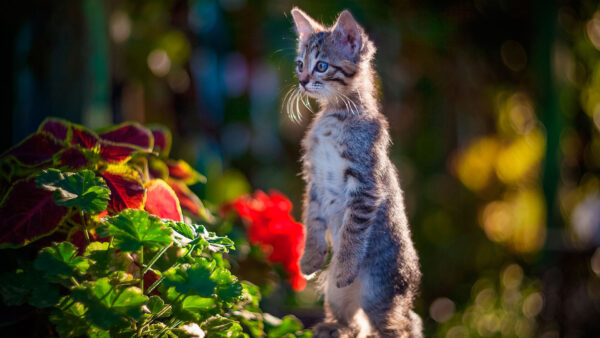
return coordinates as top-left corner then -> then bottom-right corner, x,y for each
289,8 -> 422,338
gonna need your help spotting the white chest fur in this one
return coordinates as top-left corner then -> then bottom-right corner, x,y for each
305,116 -> 348,245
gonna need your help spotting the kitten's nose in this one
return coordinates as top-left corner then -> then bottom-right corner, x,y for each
299,78 -> 309,87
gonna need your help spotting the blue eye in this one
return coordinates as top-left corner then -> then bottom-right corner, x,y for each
316,61 -> 328,72
296,60 -> 303,72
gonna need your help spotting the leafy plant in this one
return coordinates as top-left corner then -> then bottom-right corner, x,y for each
0,118 -> 310,337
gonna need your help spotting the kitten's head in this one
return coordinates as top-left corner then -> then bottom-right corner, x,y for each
290,8 -> 375,106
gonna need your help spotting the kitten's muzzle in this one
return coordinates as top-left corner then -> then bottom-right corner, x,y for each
299,78 -> 309,87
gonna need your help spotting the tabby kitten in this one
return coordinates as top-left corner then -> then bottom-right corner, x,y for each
289,8 -> 422,338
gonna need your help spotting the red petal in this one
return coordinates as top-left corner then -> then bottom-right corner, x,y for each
39,118 -> 70,141
99,122 -> 153,151
0,179 -> 69,247
101,168 -> 146,213
70,126 -> 100,150
145,179 -> 183,222
3,132 -> 63,166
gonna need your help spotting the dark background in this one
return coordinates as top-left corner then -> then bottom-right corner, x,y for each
2,0 -> 600,336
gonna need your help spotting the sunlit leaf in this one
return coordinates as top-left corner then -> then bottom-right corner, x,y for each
39,117 -> 71,142
36,169 -> 110,212
168,178 -> 207,218
70,125 -> 101,150
145,179 -> 183,222
201,316 -> 244,338
50,300 -> 89,337
167,159 -> 206,185
147,295 -> 171,317
99,209 -> 172,252
265,315 -> 304,338
100,165 -> 146,212
34,242 -> 90,278
98,122 -> 154,151
99,142 -> 140,164
0,179 -> 69,248
163,258 -> 217,297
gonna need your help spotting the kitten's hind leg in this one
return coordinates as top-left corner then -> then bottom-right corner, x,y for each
360,272 -> 421,338
313,321 -> 355,338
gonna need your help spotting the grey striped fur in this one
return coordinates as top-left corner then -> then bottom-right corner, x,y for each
291,8 -> 422,338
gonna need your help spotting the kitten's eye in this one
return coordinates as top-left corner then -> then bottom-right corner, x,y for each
296,61 -> 303,72
315,61 -> 328,73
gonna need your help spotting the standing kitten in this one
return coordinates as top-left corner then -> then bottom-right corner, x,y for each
289,8 -> 422,338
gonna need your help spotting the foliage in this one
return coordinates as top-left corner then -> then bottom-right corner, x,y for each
0,119 -> 310,337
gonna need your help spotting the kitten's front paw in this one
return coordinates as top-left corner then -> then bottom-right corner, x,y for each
334,258 -> 358,288
313,322 -> 354,338
300,248 -> 327,275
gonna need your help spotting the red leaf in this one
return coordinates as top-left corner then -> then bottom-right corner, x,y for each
99,122 -> 153,151
55,147 -> 90,169
149,125 -> 172,157
167,179 -> 203,218
99,142 -> 138,163
145,179 -> 183,222
70,125 -> 100,150
39,118 -> 70,141
2,132 -> 64,166
100,168 -> 146,213
0,179 -> 69,247
166,160 -> 205,185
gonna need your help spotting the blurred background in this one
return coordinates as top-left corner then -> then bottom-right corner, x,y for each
2,0 -> 600,336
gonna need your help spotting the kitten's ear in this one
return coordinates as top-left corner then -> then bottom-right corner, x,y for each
332,10 -> 362,59
291,7 -> 319,43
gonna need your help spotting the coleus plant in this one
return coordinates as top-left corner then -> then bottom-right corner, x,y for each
0,118 -> 310,337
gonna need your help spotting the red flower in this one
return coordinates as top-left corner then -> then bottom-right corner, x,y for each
229,190 -> 306,291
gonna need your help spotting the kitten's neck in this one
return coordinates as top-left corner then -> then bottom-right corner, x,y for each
320,85 -> 377,115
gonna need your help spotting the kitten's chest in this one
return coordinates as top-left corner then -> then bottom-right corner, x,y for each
304,119 -> 347,204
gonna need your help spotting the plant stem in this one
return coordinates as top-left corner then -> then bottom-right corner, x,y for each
140,246 -> 144,291
80,210 -> 91,244
145,244 -> 197,295
143,246 -> 170,275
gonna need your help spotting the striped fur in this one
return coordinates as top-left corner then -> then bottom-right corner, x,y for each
292,8 -> 422,338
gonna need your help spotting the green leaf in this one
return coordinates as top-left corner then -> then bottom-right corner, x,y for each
265,315 -> 305,338
85,242 -> 128,278
34,241 -> 90,279
99,209 -> 173,252
211,268 -> 242,302
50,301 -> 89,338
167,221 -> 235,253
241,281 -> 261,307
202,316 -> 245,338
71,277 -> 148,329
182,295 -> 216,312
36,169 -> 110,212
147,295 -> 171,317
163,258 -> 217,297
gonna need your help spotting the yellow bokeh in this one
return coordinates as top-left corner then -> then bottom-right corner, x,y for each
480,189 -> 546,253
495,129 -> 545,184
456,137 -> 501,191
